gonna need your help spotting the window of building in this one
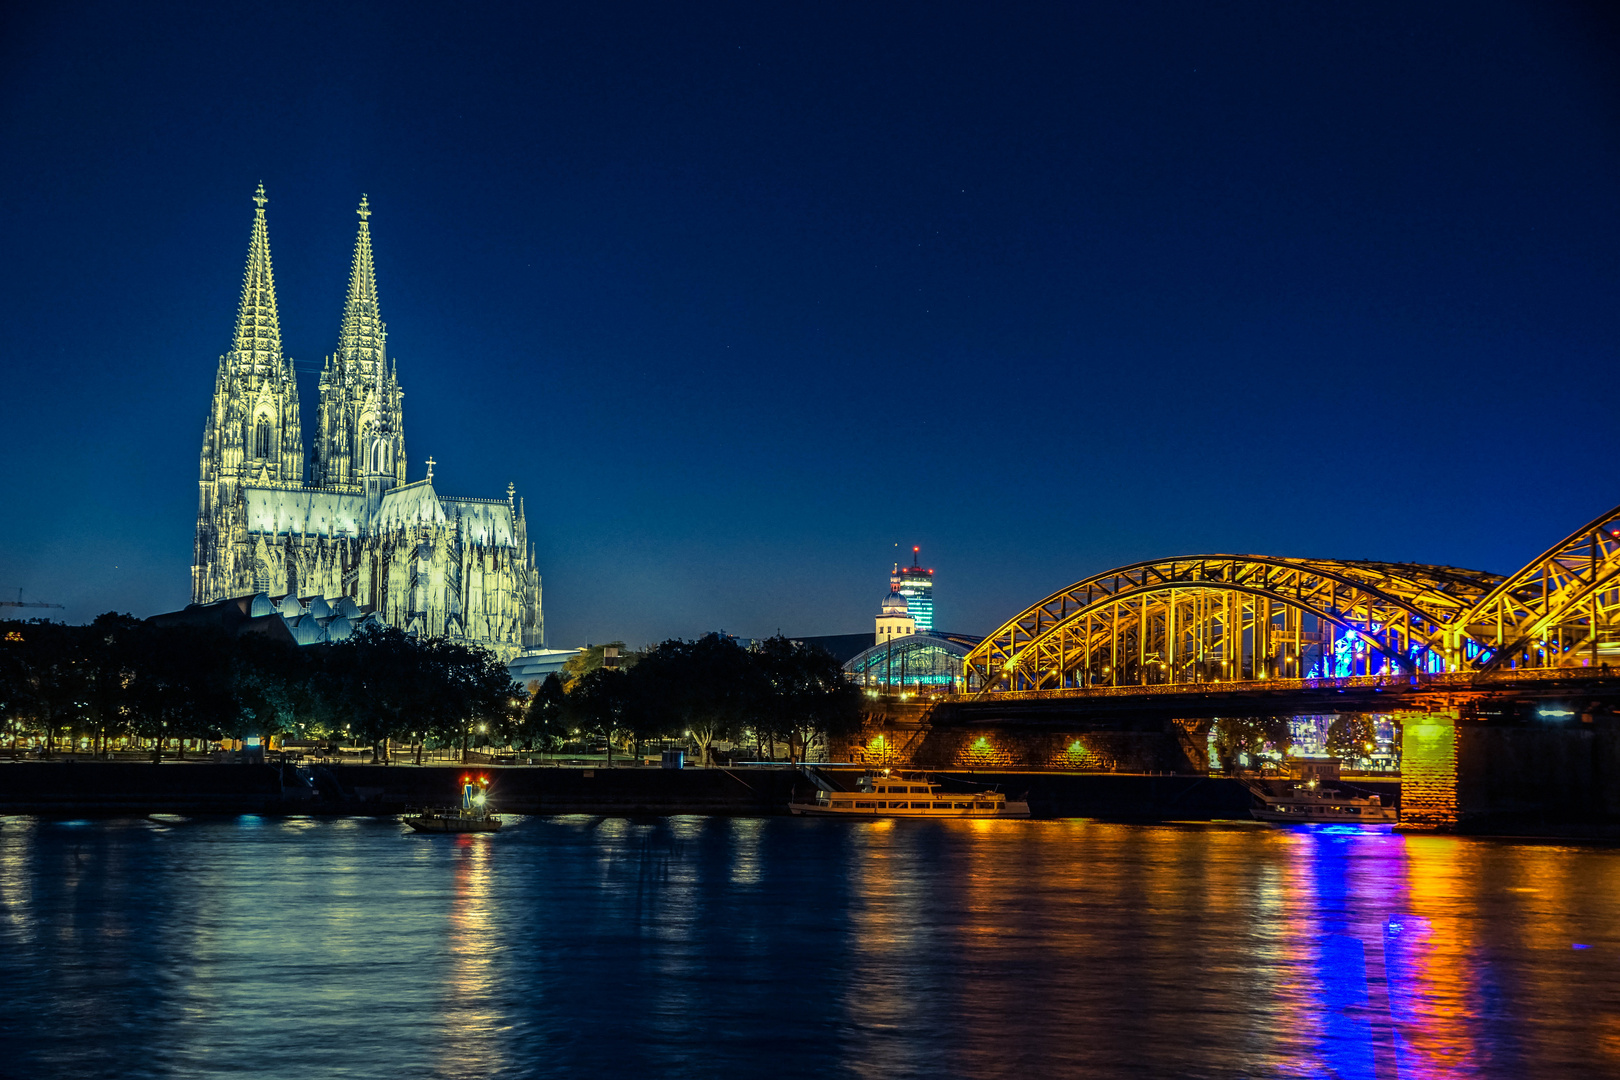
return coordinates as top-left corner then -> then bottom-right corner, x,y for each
254,418 -> 273,459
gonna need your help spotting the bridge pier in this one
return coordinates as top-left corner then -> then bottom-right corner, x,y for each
1396,710 -> 1460,830
1398,706 -> 1620,833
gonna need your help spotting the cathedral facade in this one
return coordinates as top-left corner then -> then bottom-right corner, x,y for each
191,186 -> 542,659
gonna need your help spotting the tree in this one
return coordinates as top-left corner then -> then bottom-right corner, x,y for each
0,621 -> 46,753
456,640 -> 525,761
1212,716 -> 1290,774
123,627 -> 238,761
621,635 -> 765,766
563,666 -> 631,766
753,636 -> 861,763
13,622 -> 93,758
561,641 -> 637,692
83,613 -> 143,757
320,625 -> 429,762
1325,714 -> 1377,762
519,672 -> 569,751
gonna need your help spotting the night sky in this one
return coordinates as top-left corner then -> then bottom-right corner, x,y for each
2,2 -> 1618,647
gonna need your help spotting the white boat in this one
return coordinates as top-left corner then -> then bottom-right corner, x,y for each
1250,780 -> 1398,825
404,775 -> 502,833
789,770 -> 1030,818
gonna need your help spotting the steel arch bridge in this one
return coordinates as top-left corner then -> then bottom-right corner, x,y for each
963,503 -> 1620,696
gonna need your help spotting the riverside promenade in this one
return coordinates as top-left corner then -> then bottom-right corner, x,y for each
0,760 -> 1288,820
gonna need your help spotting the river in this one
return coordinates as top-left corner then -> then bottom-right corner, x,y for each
0,814 -> 1615,1079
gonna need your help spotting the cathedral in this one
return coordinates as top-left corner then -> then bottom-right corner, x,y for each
190,186 -> 542,659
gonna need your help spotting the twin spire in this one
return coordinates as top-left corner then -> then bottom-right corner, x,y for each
228,186 -> 406,494
229,185 -> 386,375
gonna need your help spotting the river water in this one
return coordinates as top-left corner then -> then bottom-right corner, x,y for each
0,815 -> 1616,1079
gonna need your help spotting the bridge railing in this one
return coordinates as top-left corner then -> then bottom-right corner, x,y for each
959,667 -> 1614,702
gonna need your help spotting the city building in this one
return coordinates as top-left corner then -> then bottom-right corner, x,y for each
190,186 -> 542,659
842,552 -> 979,693
896,547 -> 934,632
844,631 -> 982,694
508,647 -> 587,687
151,591 -> 383,646
876,586 -> 916,644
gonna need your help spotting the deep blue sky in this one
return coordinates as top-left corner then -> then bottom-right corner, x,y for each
2,1 -> 1618,646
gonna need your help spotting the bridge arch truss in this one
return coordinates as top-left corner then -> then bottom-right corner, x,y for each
1459,503 -> 1620,673
964,555 -> 1503,694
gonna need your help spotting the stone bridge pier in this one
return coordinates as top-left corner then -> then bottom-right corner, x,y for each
1398,708 -> 1620,833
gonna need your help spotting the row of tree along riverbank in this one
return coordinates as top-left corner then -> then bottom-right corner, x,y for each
1,617 -> 861,765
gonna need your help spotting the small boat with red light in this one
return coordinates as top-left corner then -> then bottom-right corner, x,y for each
403,775 -> 502,833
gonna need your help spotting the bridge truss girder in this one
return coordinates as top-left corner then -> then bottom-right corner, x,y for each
1461,503 -> 1620,673
965,555 -> 1502,694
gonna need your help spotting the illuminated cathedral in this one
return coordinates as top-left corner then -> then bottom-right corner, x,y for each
190,186 -> 542,658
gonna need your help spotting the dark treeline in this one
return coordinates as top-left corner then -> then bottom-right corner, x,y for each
0,614 -> 518,763
542,634 -> 862,765
1,617 -> 860,766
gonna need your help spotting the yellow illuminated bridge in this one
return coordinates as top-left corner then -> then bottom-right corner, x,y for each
963,502 -> 1620,699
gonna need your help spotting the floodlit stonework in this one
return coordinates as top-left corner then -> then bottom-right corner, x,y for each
192,186 -> 542,658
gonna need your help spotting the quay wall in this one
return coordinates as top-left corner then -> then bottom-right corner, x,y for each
0,760 -> 1407,823
0,762 -> 802,817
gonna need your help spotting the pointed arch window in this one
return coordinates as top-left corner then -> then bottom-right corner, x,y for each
254,418 -> 274,460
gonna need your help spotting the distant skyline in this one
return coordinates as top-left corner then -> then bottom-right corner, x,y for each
3,2 -> 1619,646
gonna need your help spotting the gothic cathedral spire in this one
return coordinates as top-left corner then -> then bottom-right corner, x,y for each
337,194 -> 385,377
232,183 -> 284,365
193,184 -> 305,603
311,195 -> 407,494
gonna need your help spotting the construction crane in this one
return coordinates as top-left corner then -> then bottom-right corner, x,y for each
0,589 -> 64,610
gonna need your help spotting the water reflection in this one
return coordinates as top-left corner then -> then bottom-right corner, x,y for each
1393,836 -> 1487,1077
438,834 -> 503,1079
0,815 -> 1616,1080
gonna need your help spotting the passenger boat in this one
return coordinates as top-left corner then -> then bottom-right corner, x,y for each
1249,780 -> 1398,825
789,770 -> 1030,818
403,775 -> 502,833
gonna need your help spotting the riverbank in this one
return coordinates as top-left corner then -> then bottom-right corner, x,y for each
0,760 -> 1397,821
8,760 -> 1611,836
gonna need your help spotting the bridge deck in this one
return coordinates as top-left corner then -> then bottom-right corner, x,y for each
933,668 -> 1620,722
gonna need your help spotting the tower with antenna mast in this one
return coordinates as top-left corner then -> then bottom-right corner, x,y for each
896,545 -> 934,632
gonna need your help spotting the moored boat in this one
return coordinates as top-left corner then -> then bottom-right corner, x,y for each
404,775 -> 502,833
790,770 -> 1030,818
1249,780 -> 1398,826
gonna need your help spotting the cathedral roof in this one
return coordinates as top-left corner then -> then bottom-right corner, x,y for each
243,487 -> 365,537
440,496 -> 519,546
375,480 -> 446,530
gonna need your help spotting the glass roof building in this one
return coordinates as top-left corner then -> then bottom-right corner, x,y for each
844,631 -> 982,694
